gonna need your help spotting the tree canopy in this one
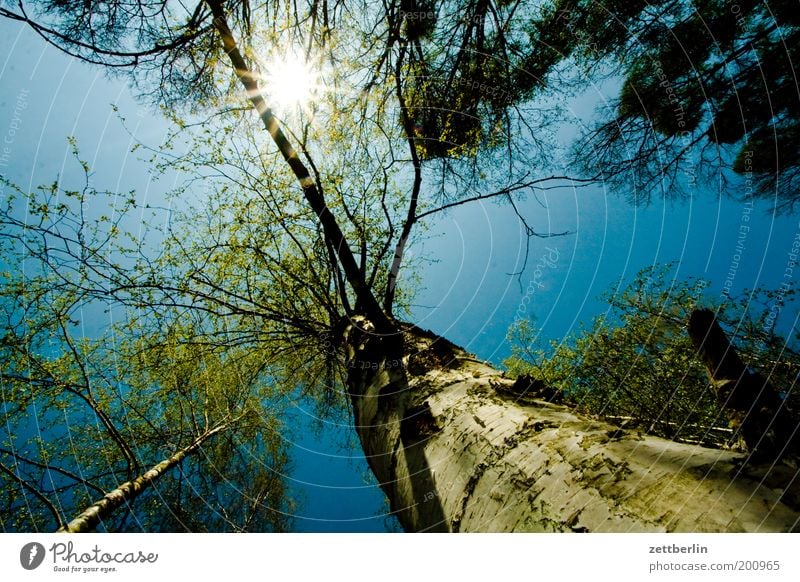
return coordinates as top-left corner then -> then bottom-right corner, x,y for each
1,0 -> 798,532
0,0 -> 591,530
0,169 -> 291,531
524,0 -> 800,208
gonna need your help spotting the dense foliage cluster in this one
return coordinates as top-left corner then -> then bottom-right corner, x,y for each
505,266 -> 799,448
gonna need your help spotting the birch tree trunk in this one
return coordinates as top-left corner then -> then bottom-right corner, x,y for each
57,423 -> 230,533
345,319 -> 800,532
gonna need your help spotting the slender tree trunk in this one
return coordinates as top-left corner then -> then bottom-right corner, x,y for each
345,318 -> 800,532
688,308 -> 799,461
57,423 -> 229,533
206,0 -> 392,333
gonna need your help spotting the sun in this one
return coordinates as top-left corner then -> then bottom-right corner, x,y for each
262,53 -> 321,111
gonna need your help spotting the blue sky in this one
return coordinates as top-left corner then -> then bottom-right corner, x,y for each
2,18 -> 798,532
0,23 -> 393,532
413,178 -> 800,361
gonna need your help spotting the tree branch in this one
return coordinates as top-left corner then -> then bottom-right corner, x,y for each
0,460 -> 65,530
3,3 -> 211,68
205,0 -> 392,332
414,175 -> 599,222
0,447 -> 106,496
384,40 -> 422,315
57,419 -> 234,533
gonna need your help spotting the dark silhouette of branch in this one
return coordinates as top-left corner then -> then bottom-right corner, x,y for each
0,447 -> 106,496
1,3 -> 211,68
0,460 -> 65,530
385,39 -> 423,315
414,175 -> 599,222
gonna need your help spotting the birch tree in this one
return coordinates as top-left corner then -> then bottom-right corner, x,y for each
1,0 -> 799,532
0,176 -> 290,532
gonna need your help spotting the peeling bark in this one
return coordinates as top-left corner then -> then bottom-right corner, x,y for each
345,318 -> 800,532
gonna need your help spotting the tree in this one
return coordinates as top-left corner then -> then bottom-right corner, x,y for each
0,175 -> 291,532
2,1 -> 799,532
56,418 -> 237,533
505,265 -> 799,456
524,0 -> 800,209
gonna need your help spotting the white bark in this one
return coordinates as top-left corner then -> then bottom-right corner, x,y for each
345,321 -> 800,532
57,423 -> 229,533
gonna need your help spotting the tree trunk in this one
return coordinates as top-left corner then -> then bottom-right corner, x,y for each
345,318 -> 800,532
200,1 -> 799,533
688,308 -> 798,461
57,423 -> 229,533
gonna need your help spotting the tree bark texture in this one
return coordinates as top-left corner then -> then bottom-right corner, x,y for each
345,319 -> 800,532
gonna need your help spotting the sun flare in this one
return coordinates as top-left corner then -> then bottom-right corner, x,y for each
262,53 -> 321,111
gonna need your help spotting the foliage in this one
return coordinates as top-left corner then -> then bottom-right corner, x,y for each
7,0 -> 795,531
527,0 -> 800,209
505,265 -> 800,447
0,1 -> 577,530
0,168 -> 291,532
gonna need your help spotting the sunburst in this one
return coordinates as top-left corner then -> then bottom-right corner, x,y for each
262,53 -> 321,112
